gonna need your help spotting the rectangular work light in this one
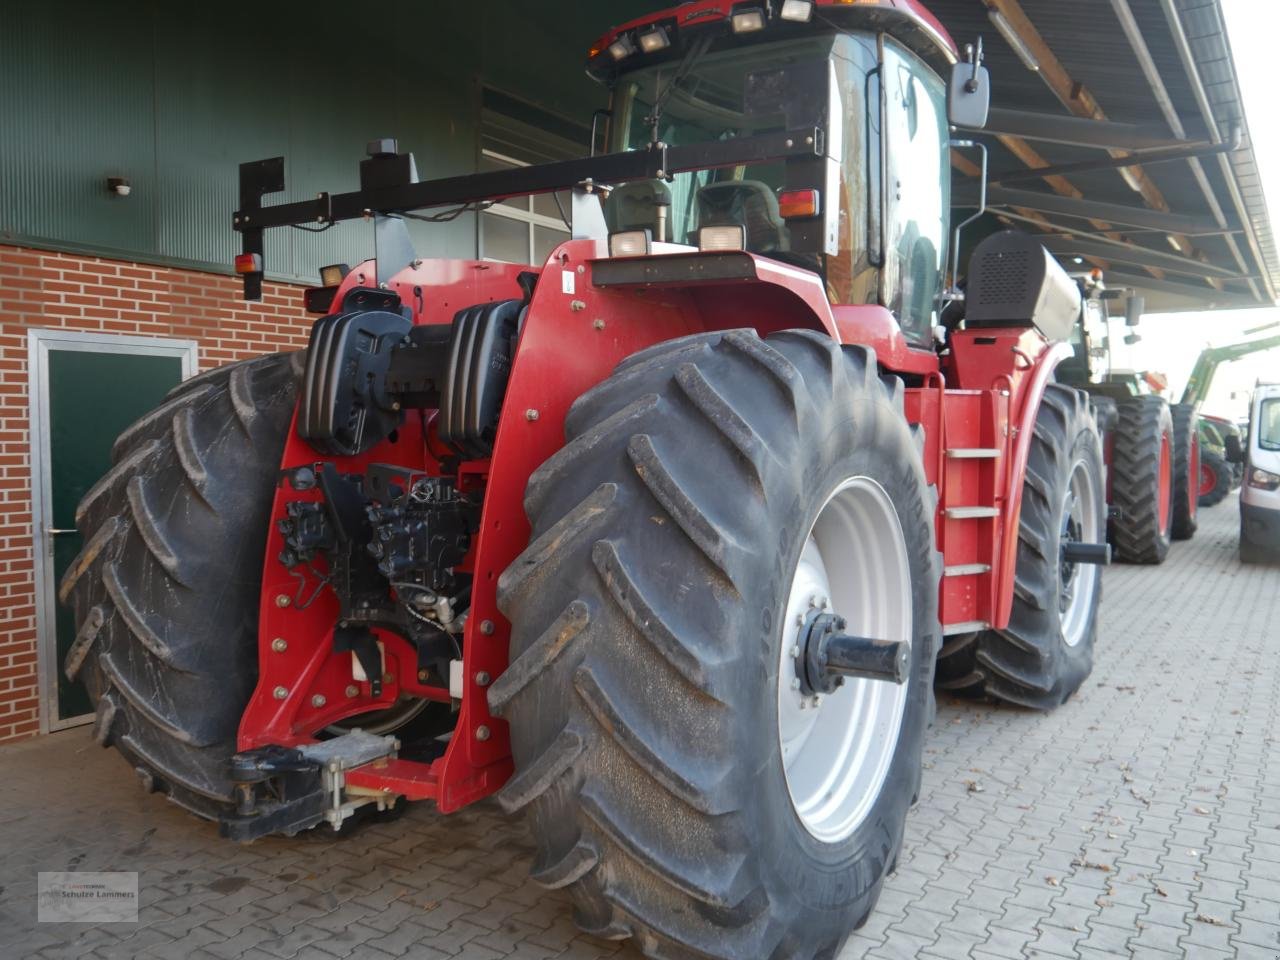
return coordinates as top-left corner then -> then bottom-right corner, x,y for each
779,0 -> 813,22
638,26 -> 670,53
697,225 -> 747,252
731,6 -> 767,32
609,230 -> 652,258
608,34 -> 636,61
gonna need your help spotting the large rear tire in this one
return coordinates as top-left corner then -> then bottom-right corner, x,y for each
1198,449 -> 1232,507
934,385 -> 1105,708
1108,396 -> 1174,564
61,353 -> 301,819
491,330 -> 940,960
1170,403 -> 1199,540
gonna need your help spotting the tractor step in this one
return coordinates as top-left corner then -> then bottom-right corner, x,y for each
946,447 -> 1001,459
944,506 -> 1000,519
942,620 -> 990,635
944,563 -> 991,576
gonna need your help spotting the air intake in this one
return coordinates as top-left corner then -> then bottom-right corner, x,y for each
965,230 -> 1080,343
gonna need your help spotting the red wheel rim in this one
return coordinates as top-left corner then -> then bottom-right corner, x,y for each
1199,461 -> 1217,497
1158,430 -> 1172,536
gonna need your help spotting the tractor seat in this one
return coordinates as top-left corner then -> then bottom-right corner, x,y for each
605,180 -> 673,236
693,180 -> 787,253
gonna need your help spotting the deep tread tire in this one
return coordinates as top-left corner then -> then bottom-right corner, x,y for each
62,353 -> 301,818
1108,396 -> 1174,564
934,385 -> 1105,708
493,329 -> 940,960
1091,395 -> 1118,436
1198,450 -> 1232,507
1170,403 -> 1199,540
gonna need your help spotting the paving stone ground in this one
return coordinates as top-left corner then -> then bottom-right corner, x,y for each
2,497 -> 1279,959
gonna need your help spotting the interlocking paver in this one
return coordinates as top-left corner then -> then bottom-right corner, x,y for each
2,499 -> 1278,959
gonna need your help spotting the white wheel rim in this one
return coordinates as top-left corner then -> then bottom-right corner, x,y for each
777,476 -> 913,843
1060,458 -> 1101,647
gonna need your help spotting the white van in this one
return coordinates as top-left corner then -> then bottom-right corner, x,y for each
1240,383 -> 1280,562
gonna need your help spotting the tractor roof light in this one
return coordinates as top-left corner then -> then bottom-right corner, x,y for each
779,0 -> 813,22
608,34 -> 636,61
638,26 -> 670,54
731,6 -> 767,33
697,225 -> 747,252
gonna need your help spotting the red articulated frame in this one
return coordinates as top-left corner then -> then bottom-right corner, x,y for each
241,238 -> 1072,810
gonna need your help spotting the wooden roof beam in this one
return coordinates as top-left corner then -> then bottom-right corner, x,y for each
983,0 -> 1219,290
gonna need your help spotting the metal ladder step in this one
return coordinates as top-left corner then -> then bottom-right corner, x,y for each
944,563 -> 992,577
946,447 -> 1001,459
944,506 -> 1001,519
943,620 -> 990,636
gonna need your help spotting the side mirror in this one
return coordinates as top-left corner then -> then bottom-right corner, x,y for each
949,44 -> 990,129
1225,432 -> 1245,464
1125,295 -> 1145,327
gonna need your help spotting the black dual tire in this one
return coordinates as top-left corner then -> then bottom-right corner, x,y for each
491,330 -> 940,960
1199,449 -> 1232,507
1170,403 -> 1199,541
61,353 -> 301,819
935,385 -> 1105,709
1108,396 -> 1174,564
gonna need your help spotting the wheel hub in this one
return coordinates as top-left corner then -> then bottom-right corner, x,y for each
793,610 -> 910,696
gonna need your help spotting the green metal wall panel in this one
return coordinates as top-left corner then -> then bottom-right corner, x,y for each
0,0 -> 652,280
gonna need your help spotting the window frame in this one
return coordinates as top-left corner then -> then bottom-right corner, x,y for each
477,148 -> 571,265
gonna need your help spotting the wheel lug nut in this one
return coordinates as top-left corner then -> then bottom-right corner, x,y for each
790,678 -> 801,690
790,646 -> 800,658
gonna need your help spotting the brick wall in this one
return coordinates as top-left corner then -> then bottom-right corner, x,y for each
0,243 -> 313,743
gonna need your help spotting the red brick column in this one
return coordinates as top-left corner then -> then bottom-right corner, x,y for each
0,243 -> 314,742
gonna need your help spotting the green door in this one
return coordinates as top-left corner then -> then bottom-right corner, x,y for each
42,344 -> 187,724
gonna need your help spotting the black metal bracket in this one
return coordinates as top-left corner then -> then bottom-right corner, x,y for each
232,128 -> 826,300
235,157 -> 285,301
334,625 -> 384,698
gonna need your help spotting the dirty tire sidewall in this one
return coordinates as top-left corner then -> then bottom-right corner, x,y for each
62,352 -> 301,819
492,329 -> 939,960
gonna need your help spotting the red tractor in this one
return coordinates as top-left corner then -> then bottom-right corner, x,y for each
62,2 -> 1111,956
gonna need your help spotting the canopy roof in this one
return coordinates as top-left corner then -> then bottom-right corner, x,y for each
927,0 -> 1277,312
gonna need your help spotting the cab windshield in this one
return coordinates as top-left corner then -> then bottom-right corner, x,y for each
606,31 -> 949,344
608,37 -> 834,257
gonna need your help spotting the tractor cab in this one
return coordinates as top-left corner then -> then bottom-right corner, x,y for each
588,0 -> 987,347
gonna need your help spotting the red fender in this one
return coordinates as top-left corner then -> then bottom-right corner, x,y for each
992,339 -> 1074,629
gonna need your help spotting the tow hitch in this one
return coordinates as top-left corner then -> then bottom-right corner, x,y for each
221,730 -> 409,841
